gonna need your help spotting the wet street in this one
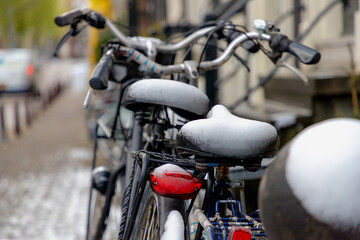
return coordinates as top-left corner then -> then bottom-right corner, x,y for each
0,86 -> 93,239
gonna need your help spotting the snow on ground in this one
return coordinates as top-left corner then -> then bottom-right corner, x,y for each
0,148 -> 91,240
0,61 -> 95,240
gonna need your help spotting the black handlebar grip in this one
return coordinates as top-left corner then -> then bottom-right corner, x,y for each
89,53 -> 114,90
222,29 -> 259,53
241,40 -> 260,53
288,42 -> 321,65
270,34 -> 321,64
54,8 -> 90,26
87,11 -> 106,29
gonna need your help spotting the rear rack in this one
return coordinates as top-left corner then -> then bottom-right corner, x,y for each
195,200 -> 267,240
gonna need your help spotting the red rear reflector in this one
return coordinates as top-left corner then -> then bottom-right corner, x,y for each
227,227 -> 252,240
25,64 -> 35,76
150,164 -> 202,200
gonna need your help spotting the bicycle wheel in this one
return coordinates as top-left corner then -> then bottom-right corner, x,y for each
86,172 -> 124,240
86,139 -> 128,240
133,183 -> 186,240
87,187 -> 104,240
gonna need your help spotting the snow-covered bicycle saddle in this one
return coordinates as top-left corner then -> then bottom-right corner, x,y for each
259,118 -> 360,240
122,79 -> 211,119
176,105 -> 279,165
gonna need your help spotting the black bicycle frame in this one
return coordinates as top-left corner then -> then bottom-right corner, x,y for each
120,111 -> 146,239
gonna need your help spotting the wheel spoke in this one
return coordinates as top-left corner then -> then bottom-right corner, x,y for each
136,195 -> 160,240
147,205 -> 158,240
143,205 -> 154,240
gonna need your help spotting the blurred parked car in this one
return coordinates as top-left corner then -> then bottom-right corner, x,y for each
0,48 -> 39,93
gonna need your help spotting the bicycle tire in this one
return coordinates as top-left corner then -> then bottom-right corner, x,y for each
86,140 -> 128,240
133,183 -> 186,240
86,188 -> 104,240
86,180 -> 123,240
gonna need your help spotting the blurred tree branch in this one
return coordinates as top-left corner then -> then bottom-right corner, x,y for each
0,0 -> 62,48
347,44 -> 359,119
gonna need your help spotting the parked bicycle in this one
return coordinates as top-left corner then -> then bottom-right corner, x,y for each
54,8 -> 320,240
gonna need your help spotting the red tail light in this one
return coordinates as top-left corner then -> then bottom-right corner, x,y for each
25,64 -> 35,76
227,227 -> 252,240
150,164 -> 202,200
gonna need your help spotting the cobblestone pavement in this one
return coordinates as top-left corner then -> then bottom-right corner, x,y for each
0,90 -> 93,240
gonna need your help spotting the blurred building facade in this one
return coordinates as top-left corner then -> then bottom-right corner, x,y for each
241,0 -> 360,125
137,0 -> 360,125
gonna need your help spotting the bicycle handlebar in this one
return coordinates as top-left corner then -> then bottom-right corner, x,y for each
55,8 -> 321,91
106,20 -> 217,53
200,32 -> 271,71
89,49 -> 114,90
55,8 -> 217,53
55,9 -> 91,26
221,29 -> 260,53
55,8 -> 320,63
269,34 -> 320,64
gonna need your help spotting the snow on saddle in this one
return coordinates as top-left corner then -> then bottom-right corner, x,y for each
176,105 -> 279,166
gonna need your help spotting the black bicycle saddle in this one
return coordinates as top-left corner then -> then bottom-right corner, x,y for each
176,105 -> 279,162
122,79 -> 211,119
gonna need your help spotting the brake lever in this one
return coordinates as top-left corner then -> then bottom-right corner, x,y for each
276,59 -> 309,86
83,89 -> 93,109
53,22 -> 87,57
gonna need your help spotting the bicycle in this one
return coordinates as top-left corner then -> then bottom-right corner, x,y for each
54,8 -> 320,240
54,9 -> 212,240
